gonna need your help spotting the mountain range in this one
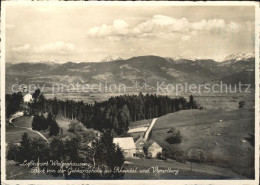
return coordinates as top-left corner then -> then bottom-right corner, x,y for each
6,53 -> 255,93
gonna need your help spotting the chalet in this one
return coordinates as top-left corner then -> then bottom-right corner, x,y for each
113,137 -> 136,158
143,140 -> 162,158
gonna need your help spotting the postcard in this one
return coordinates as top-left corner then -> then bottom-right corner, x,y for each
1,1 -> 259,185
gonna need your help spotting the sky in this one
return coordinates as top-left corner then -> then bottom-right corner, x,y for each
5,5 -> 255,63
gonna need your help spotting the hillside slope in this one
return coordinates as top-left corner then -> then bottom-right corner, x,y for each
150,108 -> 254,178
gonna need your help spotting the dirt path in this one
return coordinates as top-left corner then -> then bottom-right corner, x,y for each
144,118 -> 158,140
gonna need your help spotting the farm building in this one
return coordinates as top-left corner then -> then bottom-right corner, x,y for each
113,137 -> 136,158
134,136 -> 146,157
143,140 -> 162,158
134,135 -> 146,155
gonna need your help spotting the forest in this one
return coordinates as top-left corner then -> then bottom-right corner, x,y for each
6,89 -> 196,135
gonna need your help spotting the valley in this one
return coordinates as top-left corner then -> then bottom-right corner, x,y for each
5,53 -> 256,180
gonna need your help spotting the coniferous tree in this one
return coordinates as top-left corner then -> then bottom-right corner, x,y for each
6,92 -> 24,117
52,97 -> 59,117
93,130 -> 124,179
32,115 -> 41,131
50,136 -> 64,161
189,95 -> 194,109
49,118 -> 60,137
17,132 -> 31,162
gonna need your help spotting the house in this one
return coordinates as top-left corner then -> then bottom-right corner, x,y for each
23,93 -> 33,103
113,137 -> 136,158
134,135 -> 146,157
143,140 -> 162,158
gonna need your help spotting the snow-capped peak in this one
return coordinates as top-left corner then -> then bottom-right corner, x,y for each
223,52 -> 255,62
165,56 -> 198,64
171,55 -> 195,61
101,56 -> 123,62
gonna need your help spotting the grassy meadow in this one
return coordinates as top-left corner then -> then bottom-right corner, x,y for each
150,108 -> 254,178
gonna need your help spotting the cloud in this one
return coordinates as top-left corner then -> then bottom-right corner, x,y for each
133,15 -> 190,34
88,19 -> 129,37
191,19 -> 224,30
87,15 -> 241,40
35,41 -> 75,54
12,42 -> 76,55
12,44 -> 30,52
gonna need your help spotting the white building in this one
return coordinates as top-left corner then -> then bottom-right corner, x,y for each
23,93 -> 33,103
113,137 -> 136,158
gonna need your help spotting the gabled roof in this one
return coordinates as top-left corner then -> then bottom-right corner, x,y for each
113,137 -> 136,150
143,140 -> 161,150
135,136 -> 146,147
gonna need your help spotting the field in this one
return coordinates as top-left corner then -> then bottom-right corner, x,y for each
10,116 -> 33,127
128,119 -> 152,140
6,126 -> 41,144
6,116 -> 49,143
194,94 -> 254,110
150,108 -> 255,178
129,119 -> 152,128
128,127 -> 148,133
6,115 -> 75,143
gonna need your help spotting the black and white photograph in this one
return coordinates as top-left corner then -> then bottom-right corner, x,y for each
1,1 -> 259,184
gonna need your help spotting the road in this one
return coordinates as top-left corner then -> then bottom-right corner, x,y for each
9,111 -> 24,124
144,118 -> 158,141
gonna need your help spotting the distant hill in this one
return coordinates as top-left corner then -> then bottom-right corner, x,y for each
220,70 -> 255,87
6,54 -> 255,93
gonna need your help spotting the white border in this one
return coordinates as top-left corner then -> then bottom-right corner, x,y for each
1,1 -> 259,185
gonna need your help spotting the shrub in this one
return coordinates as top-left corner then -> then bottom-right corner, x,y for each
165,127 -> 182,144
188,149 -> 206,163
156,152 -> 162,159
239,100 -> 245,108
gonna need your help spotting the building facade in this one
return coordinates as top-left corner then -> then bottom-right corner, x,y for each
113,137 -> 136,158
143,140 -> 162,158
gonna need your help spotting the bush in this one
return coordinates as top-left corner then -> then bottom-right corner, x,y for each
188,149 -> 206,163
165,127 -> 182,144
156,152 -> 162,159
239,100 -> 245,108
174,150 -> 187,163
